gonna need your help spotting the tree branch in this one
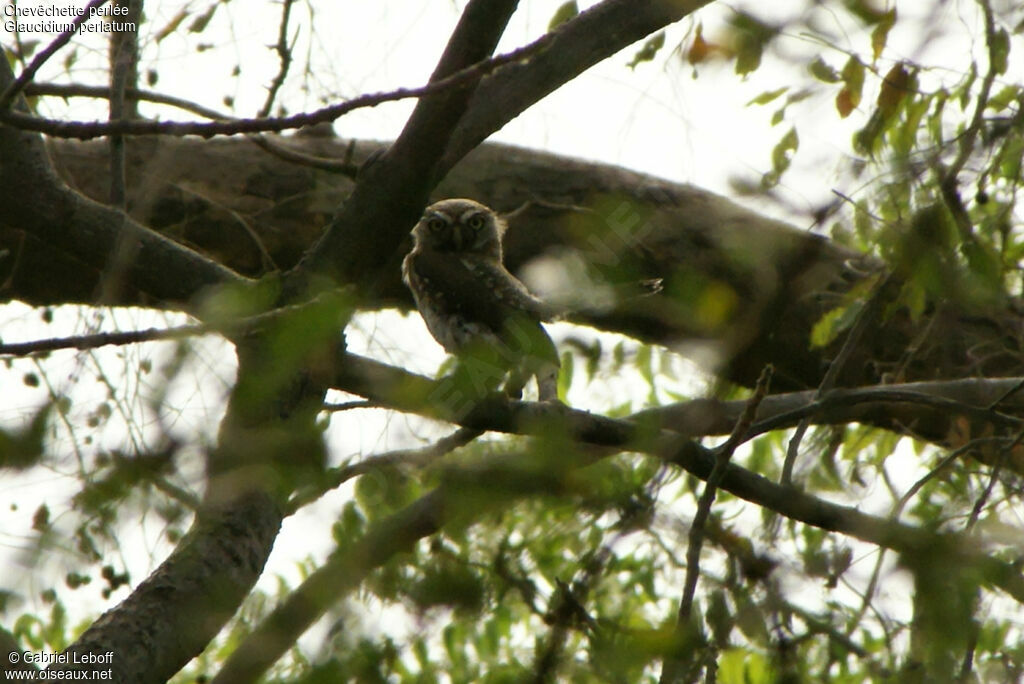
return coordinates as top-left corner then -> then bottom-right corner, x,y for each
0,0 -> 107,111
45,5 -> 525,681
661,366 -> 772,683
25,81 -> 229,119
217,360 -> 1024,682
0,47 -> 245,309
329,351 -> 1024,598
0,40 -> 543,140
440,0 -> 713,172
338,350 -> 1024,447
49,490 -> 282,682
292,0 -> 521,289
213,484 -> 452,683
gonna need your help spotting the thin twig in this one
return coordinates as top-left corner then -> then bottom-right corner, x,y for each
0,322 -> 207,357
946,0 -> 1000,182
782,274 -> 895,485
965,421 -> 1024,531
936,0 -> 1000,241
0,36 -> 552,140
25,82 -> 229,119
25,80 -> 365,174
322,400 -> 377,412
0,293 -> 339,357
246,134 -> 361,175
285,427 -> 482,514
661,366 -> 772,683
0,0 -> 109,111
987,377 -> 1024,410
259,0 -> 296,119
896,437 -> 1006,516
532,474 -> 663,682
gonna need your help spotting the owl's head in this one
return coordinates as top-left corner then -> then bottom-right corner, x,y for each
411,198 -> 506,261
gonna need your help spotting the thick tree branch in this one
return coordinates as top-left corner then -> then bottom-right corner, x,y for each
336,350 -> 1024,448
440,0 -> 714,172
0,48 -> 245,309
293,0 -> 520,289
218,362 -> 1024,682
212,488 -> 447,683
11,135 -> 894,391
1,628 -> 36,677
331,351 -> 1024,597
50,5 -> 527,681
49,491 -> 281,682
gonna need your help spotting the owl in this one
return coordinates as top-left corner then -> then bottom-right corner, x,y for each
402,198 -> 559,402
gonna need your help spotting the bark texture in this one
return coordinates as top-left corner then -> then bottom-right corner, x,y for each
9,135 -> 1023,393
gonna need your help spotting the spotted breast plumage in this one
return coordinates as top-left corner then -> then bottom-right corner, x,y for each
402,198 -> 559,401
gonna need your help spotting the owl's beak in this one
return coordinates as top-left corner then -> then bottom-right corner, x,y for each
452,225 -> 466,251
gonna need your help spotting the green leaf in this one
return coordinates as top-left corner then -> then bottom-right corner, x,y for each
547,1 -> 578,32
155,8 -> 189,43
841,55 -> 865,95
733,593 -> 769,644
810,300 -> 863,348
809,57 -> 840,83
557,350 -> 574,400
763,127 -> 798,188
634,345 -> 657,403
986,84 -> 1020,112
991,27 -> 1010,75
730,12 -> 777,76
844,0 -> 890,25
959,62 -> 978,110
961,239 -> 1002,294
853,109 -> 886,156
32,504 -> 49,531
0,404 -> 50,470
876,63 -> 912,116
771,127 -> 799,175
354,465 -> 420,518
870,9 -> 897,62
735,41 -> 762,76
188,3 -> 218,33
836,56 -> 865,117
746,87 -> 788,106
927,89 -> 949,144
331,502 -> 365,545
996,134 -> 1023,180
893,94 -> 929,155
408,564 -> 484,615
627,31 -> 665,69
62,49 -> 77,75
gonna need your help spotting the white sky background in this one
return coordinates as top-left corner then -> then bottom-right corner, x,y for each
1,0 -> 1020,667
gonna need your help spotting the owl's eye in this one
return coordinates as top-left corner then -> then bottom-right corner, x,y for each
427,217 -> 447,232
466,214 -> 486,231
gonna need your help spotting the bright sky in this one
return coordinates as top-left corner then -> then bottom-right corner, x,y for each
0,0 -> 1008,664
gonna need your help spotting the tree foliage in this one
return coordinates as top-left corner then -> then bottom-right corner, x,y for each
2,1 -> 1024,682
